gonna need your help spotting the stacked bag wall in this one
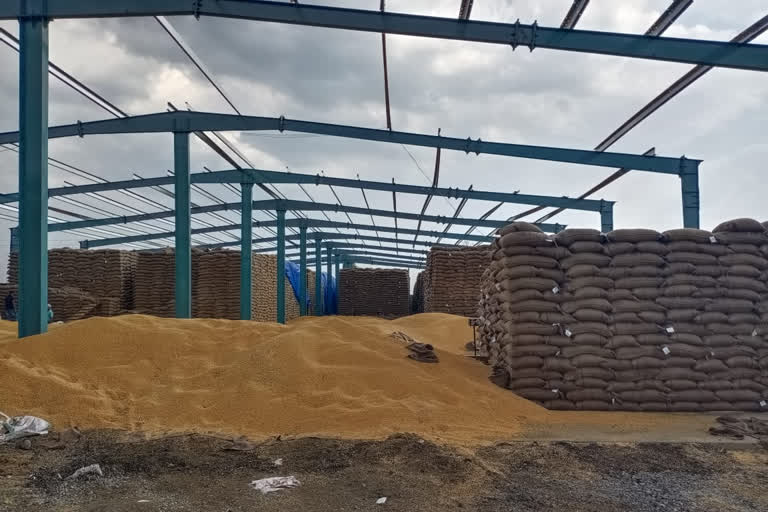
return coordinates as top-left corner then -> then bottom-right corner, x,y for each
338,268 -> 410,318
424,246 -> 490,317
411,271 -> 425,313
479,219 -> 768,412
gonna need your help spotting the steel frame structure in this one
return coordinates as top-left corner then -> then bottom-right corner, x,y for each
6,0 -> 766,337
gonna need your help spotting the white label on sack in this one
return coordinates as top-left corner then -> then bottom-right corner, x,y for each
760,400 -> 767,408
552,286 -> 560,294
709,235 -> 717,244
752,328 -> 759,337
611,398 -> 616,405
564,329 -> 572,337
551,389 -> 559,394
495,283 -> 501,291
661,346 -> 671,355
665,326 -> 675,334
555,350 -> 561,357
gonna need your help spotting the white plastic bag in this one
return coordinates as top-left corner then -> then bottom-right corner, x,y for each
0,411 -> 50,443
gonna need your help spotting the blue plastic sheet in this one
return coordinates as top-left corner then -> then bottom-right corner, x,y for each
284,261 -> 335,315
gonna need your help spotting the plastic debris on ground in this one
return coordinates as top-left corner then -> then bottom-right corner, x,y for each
67,464 -> 103,479
376,497 -> 388,504
249,476 -> 300,494
0,411 -> 50,443
273,458 -> 283,466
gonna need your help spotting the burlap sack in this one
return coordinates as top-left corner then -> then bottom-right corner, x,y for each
613,323 -> 662,336
662,284 -> 698,297
665,379 -> 698,391
543,357 -> 576,372
669,390 -> 717,402
664,274 -> 717,288
716,389 -> 762,402
604,242 -> 635,256
614,300 -> 665,313
602,359 -> 633,370
619,390 -> 666,402
693,265 -> 724,277
514,388 -> 561,401
611,253 -> 665,267
665,241 -> 729,257
496,266 -> 565,281
728,244 -> 762,256
635,241 -> 669,255
704,334 -> 738,347
713,218 -> 765,233
561,298 -> 612,314
728,313 -> 760,324
602,265 -> 663,278
566,264 -> 601,279
693,359 -> 729,373
566,368 -> 615,381
607,335 -> 640,349
657,368 -> 707,381
718,275 -> 767,292
705,299 -> 755,314
561,253 -> 611,269
656,297 -> 708,310
497,222 -> 543,235
668,309 -> 699,322
636,334 -> 670,346
725,264 -> 762,278
499,277 -> 559,292
508,356 -> 545,369
715,232 -> 768,245
696,311 -> 729,324
500,245 -> 571,259
605,229 -> 661,243
607,289 -> 635,301
615,277 -> 664,289
572,333 -> 608,346
576,400 -> 614,411
499,255 -> 559,269
567,276 -> 614,290
726,356 -> 759,369
573,287 -> 609,300
503,300 -> 560,314
500,231 -> 552,248
615,346 -> 660,359
662,228 -> 714,243
560,346 -> 612,358
631,356 -> 665,369
572,309 -> 610,323
504,322 -> 560,335
707,323 -> 756,335
569,241 -> 605,254
554,228 -> 602,246
567,389 -> 611,402
666,357 -> 697,368
633,288 -> 662,300
508,377 -> 546,389
504,345 -> 560,358
666,252 -> 718,265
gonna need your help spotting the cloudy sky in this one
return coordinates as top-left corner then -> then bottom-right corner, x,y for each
0,0 -> 767,283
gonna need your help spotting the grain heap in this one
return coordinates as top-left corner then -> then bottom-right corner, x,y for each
479,219 -> 768,412
7,249 -> 137,320
424,246 -> 490,316
338,268 -> 410,317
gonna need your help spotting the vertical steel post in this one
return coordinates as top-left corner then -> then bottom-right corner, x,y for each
18,14 -> 49,338
599,201 -> 614,233
240,183 -> 253,320
315,235 -> 322,316
326,244 -> 333,315
9,227 -> 19,253
680,159 -> 700,229
334,250 -> 340,313
276,209 -> 286,324
174,131 -> 191,318
299,225 -> 307,316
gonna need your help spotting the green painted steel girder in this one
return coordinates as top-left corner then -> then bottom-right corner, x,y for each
0,168 -> 611,213
65,200 -> 565,244
276,209 -> 286,324
299,225 -> 308,316
314,235 -> 322,316
2,1 -> 766,70
174,132 -> 191,319
0,111 -> 694,174
240,183 -> 253,320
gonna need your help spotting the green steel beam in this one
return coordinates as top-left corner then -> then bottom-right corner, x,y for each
17,14 -> 49,338
276,209 -> 286,324
326,244 -> 332,314
299,225 -> 307,316
0,111 -> 692,174
174,131 -> 191,318
314,234 -> 322,316
1,1 -> 766,70
240,183 -> 253,320
1,168 -> 610,213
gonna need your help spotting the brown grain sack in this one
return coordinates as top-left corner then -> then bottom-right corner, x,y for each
604,242 -> 636,256
605,229 -> 661,243
611,253 -> 665,267
560,346 -> 613,358
665,241 -> 729,257
662,228 -> 714,243
554,228 -> 602,246
504,345 -> 561,358
704,334 -> 739,347
613,323 -> 662,336
498,289 -> 545,303
495,266 -> 565,281
696,312 -> 729,324
716,232 -> 768,246
566,322 -> 612,337
636,241 -> 669,255
698,381 -> 735,391
607,289 -> 635,301
567,389 -> 611,402
507,356 -> 545,369
636,334 -> 670,346
713,218 -> 765,233
669,333 -> 705,346
712,346 -> 758,358
718,275 -> 767,292
543,357 -> 576,372
499,277 -> 559,292
566,334 -> 605,348
614,300 -> 665,313
566,264 -> 601,278
572,309 -> 610,323
668,390 -> 717,402
693,359 -> 729,373
499,231 -> 552,248
656,297 -> 709,310
501,311 -> 541,323
615,346 -> 660,359
707,323 -> 756,336
499,255 -> 559,269
664,262 -> 696,275
602,359 -> 633,370
497,222 -> 543,235
566,276 -> 614,290
513,388 -> 561,401
500,245 -> 571,259
613,312 -> 644,324
508,377 -> 546,389
503,300 -> 560,314
664,274 -> 717,288
607,336 -> 640,349
565,368 -> 615,381
713,369 -> 762,380
510,369 -> 562,380
562,298 -> 612,314
568,241 -> 605,253
705,299 -> 755,314
540,312 -> 576,324
570,354 -> 608,368
560,253 -> 611,269
734,379 -> 767,392
666,251 -> 718,265
668,309 -> 699,322
666,357 -> 697,368
666,343 -> 709,359
665,380 -> 698,391
573,287 -> 610,300
504,322 -> 560,336
619,390 -> 666,402
543,400 -> 577,410
728,265 -> 763,278
728,243 -> 762,256
602,266 -> 664,279
632,357 -> 665,369
716,389 -> 762,402
614,277 -> 664,289
576,400 -> 615,411
726,356 -> 759,369
638,311 -> 666,324
657,368 -> 708,381
633,288 -> 662,301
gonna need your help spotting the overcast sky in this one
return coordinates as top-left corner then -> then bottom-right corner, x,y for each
0,0 -> 767,284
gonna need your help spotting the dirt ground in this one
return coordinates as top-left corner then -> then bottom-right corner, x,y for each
1,429 -> 767,512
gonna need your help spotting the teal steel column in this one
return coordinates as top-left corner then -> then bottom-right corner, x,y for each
276,209 -> 286,324
334,250 -> 340,312
299,225 -> 307,316
600,201 -> 614,233
240,182 -> 253,320
315,235 -> 322,316
174,131 -> 191,318
680,159 -> 700,229
18,15 -> 49,338
326,244 -> 332,314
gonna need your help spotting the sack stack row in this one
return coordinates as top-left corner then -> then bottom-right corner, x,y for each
424,246 -> 490,316
7,249 -> 137,321
478,219 -> 768,412
411,271 -> 425,313
134,250 -> 178,318
251,254 -> 302,322
338,268 -> 410,318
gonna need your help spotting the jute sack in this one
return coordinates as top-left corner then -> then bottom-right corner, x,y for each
499,231 -> 552,248
614,299 -> 665,313
715,232 -> 768,245
725,264 -> 762,278
615,277 -> 663,289
560,346 -> 613,358
666,252 -> 718,265
497,222 -> 543,235
669,390 -> 717,402
498,255 -> 559,269
498,277 -> 559,292
561,298 -> 612,314
705,299 -> 755,314
568,241 -> 606,253
720,253 -> 768,269
573,287 -> 609,299
727,243 -> 762,256
635,241 -> 669,255
495,266 -> 564,281
666,241 -> 728,257
513,388 -> 561,401
560,253 -> 611,269
566,264 -> 600,279
611,253 -> 665,267
662,228 -> 714,243
664,274 -> 717,288
602,265 -> 663,278
713,218 -> 765,233
502,300 -> 560,314
554,228 -> 602,246
668,309 -> 699,322
605,229 -> 661,243
634,288 -> 662,300
566,276 -> 614,290
500,245 -> 571,259
607,335 -> 640,349
718,275 -> 767,292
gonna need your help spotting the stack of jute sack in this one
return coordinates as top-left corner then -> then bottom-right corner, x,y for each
338,268 -> 410,317
193,250 -> 243,320
0,284 -> 99,322
7,249 -> 137,321
411,271 -> 425,313
424,246 -> 490,316
478,219 -> 768,412
134,250 -> 178,318
251,254 -> 301,322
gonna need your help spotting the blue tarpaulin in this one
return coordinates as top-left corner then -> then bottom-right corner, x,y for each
284,261 -> 336,315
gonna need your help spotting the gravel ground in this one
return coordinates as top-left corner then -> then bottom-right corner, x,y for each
0,430 -> 766,511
